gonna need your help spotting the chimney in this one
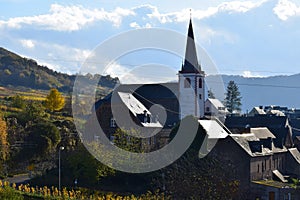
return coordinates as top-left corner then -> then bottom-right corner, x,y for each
244,124 -> 251,133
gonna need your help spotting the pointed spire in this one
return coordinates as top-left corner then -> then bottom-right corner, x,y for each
180,15 -> 201,73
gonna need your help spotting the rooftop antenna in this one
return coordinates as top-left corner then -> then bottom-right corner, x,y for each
190,8 -> 192,19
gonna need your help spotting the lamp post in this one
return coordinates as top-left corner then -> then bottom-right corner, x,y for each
58,146 -> 64,191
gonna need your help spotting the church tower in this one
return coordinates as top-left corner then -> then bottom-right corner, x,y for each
178,18 -> 205,119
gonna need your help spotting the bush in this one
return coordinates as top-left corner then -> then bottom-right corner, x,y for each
0,186 -> 24,200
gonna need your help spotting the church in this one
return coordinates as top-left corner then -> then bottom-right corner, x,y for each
93,18 -> 227,149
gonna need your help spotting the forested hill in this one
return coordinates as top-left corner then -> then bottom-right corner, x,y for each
0,47 -> 119,91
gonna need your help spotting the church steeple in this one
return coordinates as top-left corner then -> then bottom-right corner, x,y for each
178,17 -> 205,119
180,18 -> 201,73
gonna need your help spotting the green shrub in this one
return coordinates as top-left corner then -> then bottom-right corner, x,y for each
0,186 -> 24,200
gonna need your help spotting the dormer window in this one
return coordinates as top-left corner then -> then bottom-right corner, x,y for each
184,78 -> 191,88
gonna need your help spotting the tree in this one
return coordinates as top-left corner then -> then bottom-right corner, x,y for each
45,88 -> 65,112
0,114 -> 8,161
224,81 -> 242,114
17,101 -> 47,125
113,128 -> 143,153
10,95 -> 25,109
208,88 -> 216,99
151,116 -> 240,199
26,122 -> 61,155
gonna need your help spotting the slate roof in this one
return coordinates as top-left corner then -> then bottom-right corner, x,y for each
198,119 -> 229,139
180,19 -> 202,74
229,132 -> 287,157
250,107 -> 266,115
206,98 -> 226,110
94,82 -> 180,128
251,127 -> 276,139
288,148 -> 300,164
267,110 -> 285,116
272,170 -> 288,183
117,92 -> 162,128
225,115 -> 289,148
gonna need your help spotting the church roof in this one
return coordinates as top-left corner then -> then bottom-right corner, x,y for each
117,92 -> 163,128
180,19 -> 203,74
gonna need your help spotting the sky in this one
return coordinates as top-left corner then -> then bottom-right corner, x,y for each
0,0 -> 300,83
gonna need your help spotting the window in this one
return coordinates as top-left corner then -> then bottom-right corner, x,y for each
265,160 -> 267,171
257,164 -> 259,173
199,94 -> 202,99
152,136 -> 156,145
206,107 -> 210,112
199,78 -> 202,88
184,78 -> 191,88
110,118 -> 116,127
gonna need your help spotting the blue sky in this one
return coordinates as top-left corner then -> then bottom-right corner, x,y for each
0,0 -> 300,82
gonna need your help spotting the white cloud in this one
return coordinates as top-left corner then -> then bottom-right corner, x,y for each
242,70 -> 264,78
130,22 -> 141,28
273,0 -> 300,21
104,62 -> 130,79
0,1 -> 268,32
146,0 -> 268,23
0,4 -> 135,31
20,39 -> 35,49
218,0 -> 268,13
129,21 -> 152,29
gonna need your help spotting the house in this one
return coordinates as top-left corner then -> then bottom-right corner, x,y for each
248,106 -> 266,116
204,98 -> 228,121
210,126 -> 300,199
225,115 -> 293,148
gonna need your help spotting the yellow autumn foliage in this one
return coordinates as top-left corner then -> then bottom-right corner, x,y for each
0,115 -> 8,161
45,88 -> 65,112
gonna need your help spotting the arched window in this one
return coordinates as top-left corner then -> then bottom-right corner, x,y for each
184,78 -> 191,88
199,78 -> 202,88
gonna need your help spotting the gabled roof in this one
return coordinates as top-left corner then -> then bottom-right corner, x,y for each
117,92 -> 162,128
272,170 -> 288,183
225,115 -> 289,148
198,119 -> 229,139
230,133 -> 260,156
250,107 -> 266,115
251,127 -> 276,139
115,83 -> 178,99
206,98 -> 226,110
288,148 -> 300,164
229,132 -> 287,157
118,92 -> 149,117
267,110 -> 285,116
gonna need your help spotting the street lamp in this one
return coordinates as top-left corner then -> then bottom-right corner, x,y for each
58,146 -> 64,191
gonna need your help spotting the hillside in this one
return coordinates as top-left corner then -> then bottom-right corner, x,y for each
0,47 -> 119,91
206,74 -> 300,112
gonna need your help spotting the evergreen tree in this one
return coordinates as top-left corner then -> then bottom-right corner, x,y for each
224,81 -> 242,114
